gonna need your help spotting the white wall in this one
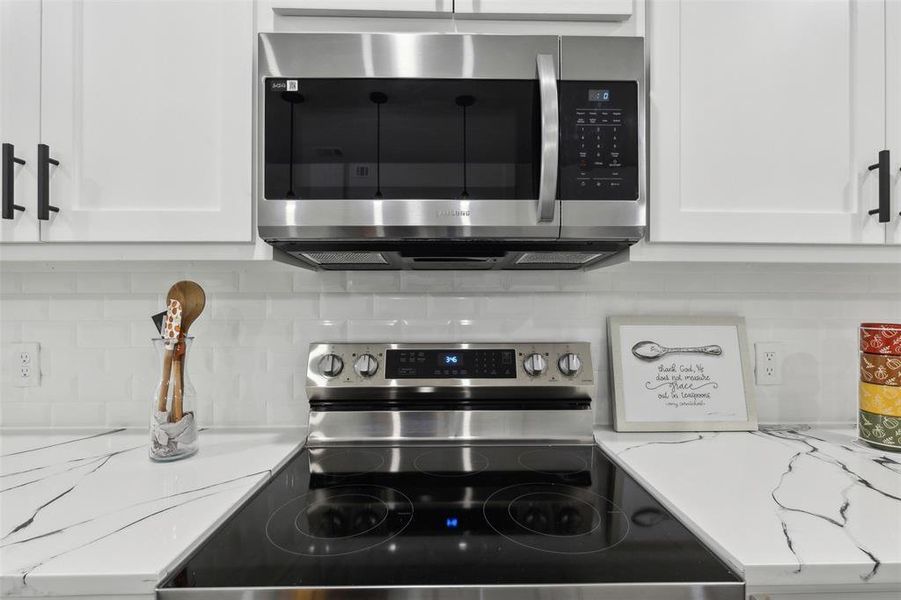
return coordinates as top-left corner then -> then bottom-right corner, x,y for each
1,261 -> 898,428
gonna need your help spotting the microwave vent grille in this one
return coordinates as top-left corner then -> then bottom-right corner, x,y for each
298,251 -> 388,265
515,252 -> 607,265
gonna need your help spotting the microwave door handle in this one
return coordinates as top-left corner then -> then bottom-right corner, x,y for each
536,54 -> 559,223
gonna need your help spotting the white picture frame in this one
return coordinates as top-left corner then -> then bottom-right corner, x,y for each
607,316 -> 757,432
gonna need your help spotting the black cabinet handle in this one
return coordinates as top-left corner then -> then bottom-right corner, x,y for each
867,150 -> 889,223
37,143 -> 60,220
2,143 -> 26,219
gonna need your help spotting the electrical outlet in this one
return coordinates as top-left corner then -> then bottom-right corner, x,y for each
7,343 -> 40,387
755,342 -> 782,385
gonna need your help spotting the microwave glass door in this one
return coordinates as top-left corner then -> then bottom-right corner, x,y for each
264,78 -> 540,201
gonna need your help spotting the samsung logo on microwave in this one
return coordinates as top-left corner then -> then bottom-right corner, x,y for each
270,80 -> 299,91
437,209 -> 471,217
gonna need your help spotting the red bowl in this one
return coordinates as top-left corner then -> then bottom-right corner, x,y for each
860,323 -> 901,356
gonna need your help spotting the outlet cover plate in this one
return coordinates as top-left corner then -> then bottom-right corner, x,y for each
6,342 -> 41,388
754,342 -> 782,385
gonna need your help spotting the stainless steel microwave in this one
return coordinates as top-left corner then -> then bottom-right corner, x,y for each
258,33 -> 645,270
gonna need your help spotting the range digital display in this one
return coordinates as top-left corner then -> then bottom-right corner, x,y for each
439,353 -> 462,366
386,349 -> 515,379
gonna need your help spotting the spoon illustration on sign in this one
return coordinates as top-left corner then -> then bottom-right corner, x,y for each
631,341 -> 723,361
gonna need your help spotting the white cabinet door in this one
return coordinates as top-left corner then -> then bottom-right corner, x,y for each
454,0 -> 633,21
888,0 -> 901,244
38,0 -> 253,243
649,0 -> 886,244
0,0 -> 41,243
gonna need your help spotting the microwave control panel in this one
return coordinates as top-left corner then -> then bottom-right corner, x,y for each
559,81 -> 639,201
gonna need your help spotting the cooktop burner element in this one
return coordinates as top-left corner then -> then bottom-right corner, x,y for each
484,483 -> 628,554
414,447 -> 490,477
265,484 -> 413,557
160,342 -> 743,599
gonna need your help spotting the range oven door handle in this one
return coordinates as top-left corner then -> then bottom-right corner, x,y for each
536,53 -> 559,224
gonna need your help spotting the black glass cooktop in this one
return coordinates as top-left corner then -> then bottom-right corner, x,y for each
164,444 -> 740,589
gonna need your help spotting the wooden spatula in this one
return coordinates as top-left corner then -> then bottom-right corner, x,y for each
170,281 -> 205,421
156,281 -> 206,417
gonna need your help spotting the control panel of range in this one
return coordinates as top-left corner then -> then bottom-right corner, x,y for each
559,81 -> 639,201
306,343 -> 593,392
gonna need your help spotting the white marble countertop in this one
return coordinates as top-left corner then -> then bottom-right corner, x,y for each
0,428 -> 305,598
596,426 -> 901,592
3,425 -> 898,597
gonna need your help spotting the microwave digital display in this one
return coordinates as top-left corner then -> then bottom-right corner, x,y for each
588,89 -> 611,102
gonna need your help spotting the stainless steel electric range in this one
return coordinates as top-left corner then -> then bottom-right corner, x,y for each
159,343 -> 743,599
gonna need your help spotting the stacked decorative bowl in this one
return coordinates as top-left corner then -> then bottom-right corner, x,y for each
859,323 -> 901,451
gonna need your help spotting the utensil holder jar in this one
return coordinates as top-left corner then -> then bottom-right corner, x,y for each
150,337 -> 198,461
859,323 -> 901,452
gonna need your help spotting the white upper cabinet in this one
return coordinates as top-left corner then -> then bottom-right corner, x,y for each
649,0 -> 887,244
888,0 -> 901,245
37,0 -> 253,243
0,0 -> 41,243
454,0 -> 633,21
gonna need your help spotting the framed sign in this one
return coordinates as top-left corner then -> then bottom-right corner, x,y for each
607,316 -> 757,432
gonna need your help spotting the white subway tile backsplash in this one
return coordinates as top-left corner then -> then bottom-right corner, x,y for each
1,402 -> 51,426
187,271 -> 239,293
269,294 -> 319,319
75,272 -> 130,294
2,261 -> 898,428
0,271 -> 22,294
319,293 -> 373,320
347,319 -> 402,340
266,401 -> 309,426
51,402 -> 106,427
400,319 -> 454,341
294,320 -> 348,347
505,271 -> 561,292
214,346 -> 268,375
21,321 -> 77,347
373,295 -> 427,319
346,271 -> 402,293
454,271 -> 505,292
402,272 -> 454,292
1,296 -> 50,321
77,321 -> 133,348
21,272 -> 77,294
78,372 -> 132,404
0,321 -> 21,343
478,294 -> 533,316
104,294 -> 161,320
212,294 -> 268,320
239,269 -> 293,293
105,401 -> 146,427
427,295 -> 477,318
49,295 -> 104,321
130,272 -> 186,294
237,320 -> 294,348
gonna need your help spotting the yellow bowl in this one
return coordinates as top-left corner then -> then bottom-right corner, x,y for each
859,381 -> 901,417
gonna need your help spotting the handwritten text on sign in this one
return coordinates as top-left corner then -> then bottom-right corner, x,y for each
619,324 -> 747,423
645,363 -> 720,408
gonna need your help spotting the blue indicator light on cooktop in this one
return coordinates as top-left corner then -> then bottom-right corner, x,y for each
446,517 -> 459,528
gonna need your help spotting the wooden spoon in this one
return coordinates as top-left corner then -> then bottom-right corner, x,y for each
170,281 -> 205,422
156,281 -> 206,416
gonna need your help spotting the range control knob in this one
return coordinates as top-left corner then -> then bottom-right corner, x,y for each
318,353 -> 344,378
558,353 -> 582,376
523,353 -> 547,377
353,354 -> 380,378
